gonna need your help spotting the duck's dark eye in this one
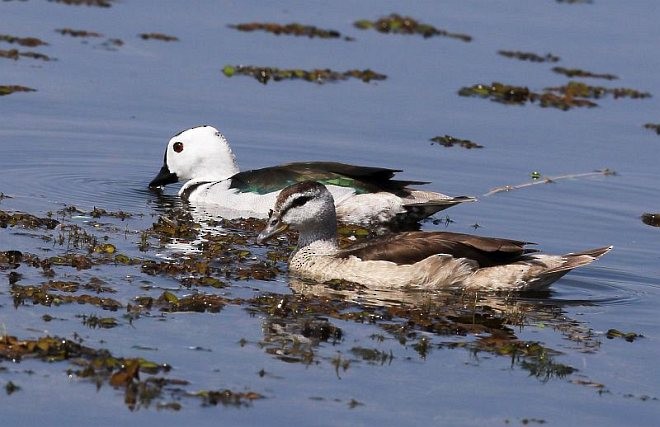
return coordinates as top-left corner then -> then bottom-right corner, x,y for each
173,142 -> 184,153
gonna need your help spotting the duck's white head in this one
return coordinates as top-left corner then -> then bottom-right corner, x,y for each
257,181 -> 337,248
149,125 -> 239,188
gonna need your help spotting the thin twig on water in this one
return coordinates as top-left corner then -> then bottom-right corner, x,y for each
484,169 -> 615,196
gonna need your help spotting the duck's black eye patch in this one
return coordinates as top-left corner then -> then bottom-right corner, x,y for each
173,142 -> 184,153
290,195 -> 312,209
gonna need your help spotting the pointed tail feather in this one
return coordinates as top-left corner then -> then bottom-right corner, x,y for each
545,245 -> 613,275
403,196 -> 477,216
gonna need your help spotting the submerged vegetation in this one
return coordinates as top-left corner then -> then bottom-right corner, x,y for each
222,65 -> 386,85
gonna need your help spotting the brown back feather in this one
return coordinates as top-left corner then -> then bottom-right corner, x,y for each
340,231 -> 535,267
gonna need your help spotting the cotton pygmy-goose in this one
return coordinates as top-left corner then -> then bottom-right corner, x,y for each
149,125 -> 474,226
257,181 -> 612,291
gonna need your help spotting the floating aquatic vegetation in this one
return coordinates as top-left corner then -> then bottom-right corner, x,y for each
10,282 -> 122,310
350,347 -> 393,365
458,81 -> 595,109
643,123 -> 660,135
0,250 -> 23,270
133,291 -> 228,313
55,28 -> 103,38
5,381 -> 20,395
477,334 -> 576,381
354,13 -> 472,42
89,207 -> 133,220
459,81 -> 650,110
151,209 -> 200,240
100,38 -> 123,49
545,81 -> 651,100
0,49 -> 53,61
485,169 -> 615,196
229,22 -> 353,40
79,314 -> 119,329
222,65 -> 387,85
0,334 -> 231,410
0,85 -> 36,96
498,50 -> 559,63
641,213 -> 660,227
139,33 -> 179,42
430,135 -> 483,149
606,329 -> 642,342
180,276 -> 227,289
0,34 -> 48,47
552,66 -> 618,80
194,389 -> 263,407
49,0 -> 114,6
0,210 -> 59,229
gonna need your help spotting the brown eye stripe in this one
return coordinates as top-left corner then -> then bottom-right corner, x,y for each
173,142 -> 184,153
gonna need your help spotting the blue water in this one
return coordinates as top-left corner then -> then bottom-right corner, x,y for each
1,1 -> 659,425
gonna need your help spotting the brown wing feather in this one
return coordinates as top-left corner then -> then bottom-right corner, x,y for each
340,231 -> 535,267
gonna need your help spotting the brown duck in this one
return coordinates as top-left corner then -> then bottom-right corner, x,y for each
257,181 -> 612,291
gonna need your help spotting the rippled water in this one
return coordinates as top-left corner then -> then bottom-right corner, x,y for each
1,1 -> 659,426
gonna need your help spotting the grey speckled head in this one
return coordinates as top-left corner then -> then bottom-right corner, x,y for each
274,181 -> 327,215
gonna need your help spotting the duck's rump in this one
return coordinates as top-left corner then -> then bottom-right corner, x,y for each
229,162 -> 427,195
339,231 -> 536,267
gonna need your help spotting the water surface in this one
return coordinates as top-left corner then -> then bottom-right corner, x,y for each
1,1 -> 659,426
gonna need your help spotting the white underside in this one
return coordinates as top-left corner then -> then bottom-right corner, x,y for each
289,242 -> 576,291
180,180 -> 407,223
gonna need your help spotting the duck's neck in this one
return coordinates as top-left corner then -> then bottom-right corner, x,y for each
297,215 -> 338,252
200,132 -> 240,181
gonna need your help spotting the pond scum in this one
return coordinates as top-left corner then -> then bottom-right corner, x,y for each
1,200 -> 641,409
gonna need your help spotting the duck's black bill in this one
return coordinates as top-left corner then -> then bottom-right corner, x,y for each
149,165 -> 179,188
